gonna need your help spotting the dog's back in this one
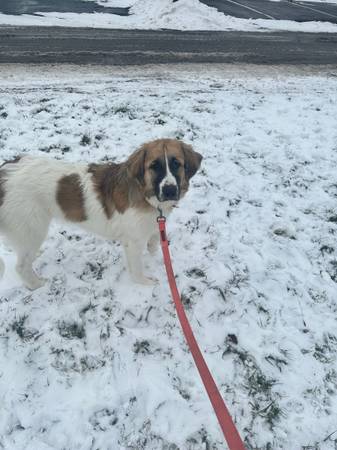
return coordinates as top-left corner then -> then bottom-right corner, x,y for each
0,156 -> 89,289
0,156 -> 87,226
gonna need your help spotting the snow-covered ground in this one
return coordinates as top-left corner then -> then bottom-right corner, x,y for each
1,0 -> 337,32
1,63 -> 337,450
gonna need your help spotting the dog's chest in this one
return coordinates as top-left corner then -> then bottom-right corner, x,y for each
82,206 -> 157,244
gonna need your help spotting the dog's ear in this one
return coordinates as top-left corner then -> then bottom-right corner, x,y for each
182,143 -> 202,180
127,145 -> 147,185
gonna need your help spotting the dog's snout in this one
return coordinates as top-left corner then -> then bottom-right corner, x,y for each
162,184 -> 178,201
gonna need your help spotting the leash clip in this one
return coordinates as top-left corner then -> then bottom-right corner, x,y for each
157,207 -> 166,222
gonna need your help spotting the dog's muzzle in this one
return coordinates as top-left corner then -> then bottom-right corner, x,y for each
160,184 -> 179,202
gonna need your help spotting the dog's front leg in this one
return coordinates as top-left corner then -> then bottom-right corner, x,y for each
123,240 -> 157,285
147,233 -> 159,255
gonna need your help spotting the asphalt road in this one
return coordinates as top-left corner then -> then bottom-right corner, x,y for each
0,27 -> 337,65
202,0 -> 337,22
0,0 -> 129,15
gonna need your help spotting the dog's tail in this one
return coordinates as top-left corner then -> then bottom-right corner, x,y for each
0,257 -> 5,280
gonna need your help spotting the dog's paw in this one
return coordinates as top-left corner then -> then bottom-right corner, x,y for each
25,276 -> 47,291
132,274 -> 158,286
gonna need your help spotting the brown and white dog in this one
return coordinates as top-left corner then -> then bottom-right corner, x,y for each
0,139 -> 202,289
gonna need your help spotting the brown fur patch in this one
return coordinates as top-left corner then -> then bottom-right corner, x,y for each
88,163 -> 129,217
181,142 -> 203,180
126,145 -> 147,186
57,173 -> 86,222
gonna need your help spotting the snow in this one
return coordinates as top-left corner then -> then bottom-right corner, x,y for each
0,63 -> 337,449
93,0 -> 135,6
1,0 -> 337,32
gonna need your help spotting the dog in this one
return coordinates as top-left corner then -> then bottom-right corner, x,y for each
0,139 -> 202,289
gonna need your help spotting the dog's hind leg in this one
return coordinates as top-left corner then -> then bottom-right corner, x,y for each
16,249 -> 45,290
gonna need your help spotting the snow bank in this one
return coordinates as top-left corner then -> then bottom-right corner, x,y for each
1,0 -> 337,32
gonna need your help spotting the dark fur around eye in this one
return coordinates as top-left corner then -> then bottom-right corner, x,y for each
150,160 -> 161,170
170,158 -> 181,171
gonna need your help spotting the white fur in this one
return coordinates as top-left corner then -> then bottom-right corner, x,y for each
158,150 -> 177,200
0,156 -> 172,289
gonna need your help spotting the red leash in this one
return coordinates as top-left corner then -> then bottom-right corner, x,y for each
157,214 -> 246,450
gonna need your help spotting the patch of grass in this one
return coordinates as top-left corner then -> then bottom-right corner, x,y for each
308,288 -> 328,304
51,347 -> 78,372
247,370 -> 277,397
114,105 -> 129,114
211,270 -> 249,305
80,134 -> 91,146
58,321 -> 85,339
324,369 -> 337,397
39,144 -> 71,155
227,268 -> 250,293
154,117 -> 166,125
226,333 -> 238,345
251,400 -> 285,428
80,355 -> 105,372
273,228 -> 296,240
185,267 -> 206,279
80,302 -> 98,316
213,286 -> 227,302
90,408 -> 118,431
11,315 -> 28,339
113,105 -> 136,120
223,339 -> 282,430
313,333 -> 337,364
181,285 -> 199,309
265,354 -> 288,372
320,245 -> 334,255
186,428 -> 217,450
102,304 -> 113,317
171,375 -> 191,401
328,260 -> 337,283
33,106 -> 50,115
11,315 -> 39,341
133,340 -> 151,355
81,261 -> 105,281
301,445 -> 320,450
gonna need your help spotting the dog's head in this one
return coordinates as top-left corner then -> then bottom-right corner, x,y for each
127,139 -> 202,207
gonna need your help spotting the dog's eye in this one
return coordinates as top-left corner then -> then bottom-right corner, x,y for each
171,158 -> 181,170
150,160 -> 161,170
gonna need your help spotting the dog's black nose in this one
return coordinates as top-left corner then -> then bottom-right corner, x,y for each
162,184 -> 178,201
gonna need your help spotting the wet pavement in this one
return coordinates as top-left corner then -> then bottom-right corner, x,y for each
0,27 -> 337,65
0,0 -> 129,16
201,0 -> 337,23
